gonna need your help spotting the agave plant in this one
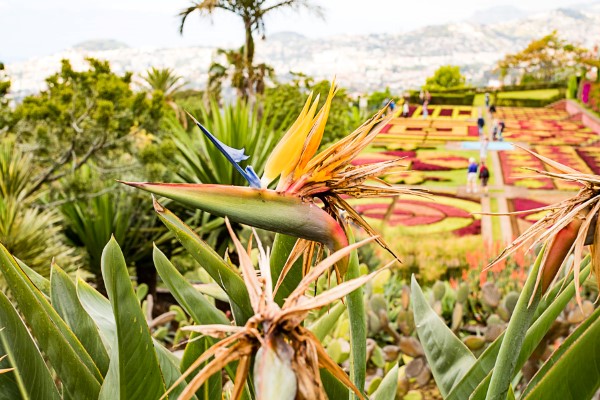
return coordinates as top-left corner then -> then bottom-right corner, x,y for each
0,193 -> 397,399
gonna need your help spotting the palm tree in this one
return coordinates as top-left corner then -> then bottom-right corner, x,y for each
206,47 -> 275,101
178,0 -> 323,98
142,67 -> 188,126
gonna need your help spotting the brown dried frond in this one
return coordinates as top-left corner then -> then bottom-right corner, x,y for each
166,219 -> 387,399
490,146 -> 600,305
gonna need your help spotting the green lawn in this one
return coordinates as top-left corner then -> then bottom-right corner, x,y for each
497,89 -> 561,99
474,89 -> 561,105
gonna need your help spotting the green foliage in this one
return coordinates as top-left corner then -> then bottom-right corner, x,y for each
368,87 -> 393,111
141,67 -> 185,97
0,244 -> 102,398
408,91 -> 475,105
424,65 -> 466,91
497,31 -> 594,84
261,83 -> 304,133
567,75 -> 578,99
0,62 -> 10,128
0,291 -> 62,400
10,58 -> 163,193
59,175 -> 167,281
156,99 -> 283,187
411,276 -> 476,397
0,140 -> 76,278
346,230 -> 367,399
99,238 -> 166,399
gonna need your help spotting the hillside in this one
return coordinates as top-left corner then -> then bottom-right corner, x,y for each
6,6 -> 600,99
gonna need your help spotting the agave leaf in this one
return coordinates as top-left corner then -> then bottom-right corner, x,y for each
0,292 -> 61,400
98,237 -> 166,400
270,234 -> 303,306
50,263 -> 110,376
151,198 -> 253,324
371,364 -> 399,400
153,246 -> 238,399
121,182 -> 348,251
180,334 -> 223,400
16,258 -> 50,297
77,278 -> 191,399
345,229 -> 367,400
321,369 -> 350,400
448,260 -> 591,400
521,306 -> 600,399
411,275 -> 476,398
0,243 -> 102,399
485,249 -> 544,400
153,245 -> 229,326
309,301 -> 346,341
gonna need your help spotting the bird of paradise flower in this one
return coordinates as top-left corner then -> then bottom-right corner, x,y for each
123,82 -> 420,279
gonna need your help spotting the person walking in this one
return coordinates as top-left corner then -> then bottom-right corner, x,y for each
479,161 -> 490,195
480,137 -> 489,161
389,98 -> 396,115
477,111 -> 485,138
402,98 -> 409,117
467,157 -> 478,194
497,120 -> 505,141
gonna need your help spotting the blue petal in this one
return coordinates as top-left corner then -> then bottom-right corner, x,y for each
188,112 -> 261,188
244,166 -> 262,189
192,118 -> 250,163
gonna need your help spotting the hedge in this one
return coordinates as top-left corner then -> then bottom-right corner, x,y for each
494,92 -> 565,107
408,91 -> 475,106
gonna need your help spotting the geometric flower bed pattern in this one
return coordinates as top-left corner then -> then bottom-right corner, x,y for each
496,107 -> 597,145
498,150 -> 555,190
352,151 -> 469,172
576,147 -> 600,174
350,195 -> 481,236
534,146 -> 590,190
511,198 -> 550,222
410,105 -> 476,120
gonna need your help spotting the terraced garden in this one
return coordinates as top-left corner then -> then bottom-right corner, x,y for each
351,103 -> 600,246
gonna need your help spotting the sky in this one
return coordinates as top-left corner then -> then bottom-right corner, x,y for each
0,0 -> 594,62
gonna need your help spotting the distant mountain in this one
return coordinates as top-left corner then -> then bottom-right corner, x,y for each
73,39 -> 129,51
6,5 -> 600,98
268,31 -> 307,41
468,6 -> 529,25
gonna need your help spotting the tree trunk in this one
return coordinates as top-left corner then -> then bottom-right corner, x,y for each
243,17 -> 256,103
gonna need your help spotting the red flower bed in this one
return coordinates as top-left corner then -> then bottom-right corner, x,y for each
439,108 -> 453,117
351,157 -> 386,166
453,220 -> 481,236
498,151 -> 555,190
410,160 -> 452,171
379,124 -> 392,133
577,148 -> 600,174
383,150 -> 417,158
512,198 -> 548,219
354,199 -> 472,228
401,215 -> 445,226
468,126 -> 479,137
